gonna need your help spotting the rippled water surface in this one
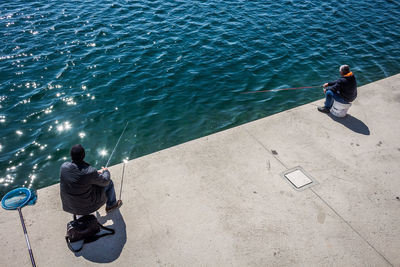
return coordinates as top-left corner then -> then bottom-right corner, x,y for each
1,0 -> 399,196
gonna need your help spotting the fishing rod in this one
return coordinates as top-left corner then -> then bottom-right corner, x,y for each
240,85 -> 321,94
119,163 -> 125,200
106,121 -> 129,168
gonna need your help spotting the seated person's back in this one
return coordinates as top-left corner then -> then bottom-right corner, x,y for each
60,144 -> 121,215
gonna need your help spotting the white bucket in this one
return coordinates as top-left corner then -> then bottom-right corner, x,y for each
330,100 -> 352,117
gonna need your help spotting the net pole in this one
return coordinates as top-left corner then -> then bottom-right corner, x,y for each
18,207 -> 36,267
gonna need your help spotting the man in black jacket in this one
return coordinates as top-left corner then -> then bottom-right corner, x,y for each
60,144 -> 122,215
318,65 -> 357,113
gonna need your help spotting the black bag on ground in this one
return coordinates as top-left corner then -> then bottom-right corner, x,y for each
65,214 -> 115,252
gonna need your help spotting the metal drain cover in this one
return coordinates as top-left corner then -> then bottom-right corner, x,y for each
282,167 -> 316,191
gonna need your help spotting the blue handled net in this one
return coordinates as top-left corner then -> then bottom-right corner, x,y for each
1,187 -> 37,210
1,187 -> 38,267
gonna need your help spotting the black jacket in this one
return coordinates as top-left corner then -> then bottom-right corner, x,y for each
327,74 -> 357,102
60,161 -> 110,215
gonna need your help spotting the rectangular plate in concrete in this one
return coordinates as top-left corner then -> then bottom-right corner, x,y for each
281,167 -> 316,191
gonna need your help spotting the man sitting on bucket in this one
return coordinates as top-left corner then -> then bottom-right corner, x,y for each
318,65 -> 357,113
60,144 -> 122,216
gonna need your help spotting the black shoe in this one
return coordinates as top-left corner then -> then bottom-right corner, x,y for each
106,200 -> 123,213
317,106 -> 330,114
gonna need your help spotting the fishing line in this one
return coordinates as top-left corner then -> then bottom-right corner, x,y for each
240,85 -> 321,94
105,121 -> 129,168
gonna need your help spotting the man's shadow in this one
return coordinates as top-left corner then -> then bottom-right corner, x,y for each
328,113 -> 370,135
74,210 -> 127,263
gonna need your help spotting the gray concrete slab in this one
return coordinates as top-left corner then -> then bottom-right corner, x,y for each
244,74 -> 400,265
1,74 -> 399,266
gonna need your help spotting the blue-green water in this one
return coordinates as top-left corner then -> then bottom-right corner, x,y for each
1,0 -> 399,196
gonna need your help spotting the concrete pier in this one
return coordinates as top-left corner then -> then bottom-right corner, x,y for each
1,74 -> 400,266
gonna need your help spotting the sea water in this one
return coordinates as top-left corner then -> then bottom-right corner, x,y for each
1,0 -> 399,196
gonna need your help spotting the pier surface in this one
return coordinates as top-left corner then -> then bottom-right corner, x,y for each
1,74 -> 400,266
